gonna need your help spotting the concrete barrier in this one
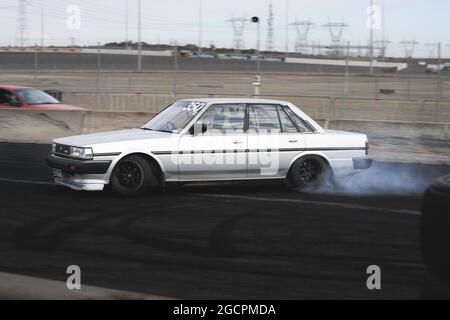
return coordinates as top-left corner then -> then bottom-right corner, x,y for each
0,108 -> 83,143
319,118 -> 450,165
0,109 -> 156,143
81,111 -> 157,134
1,108 -> 449,164
81,48 -> 173,57
285,57 -> 407,71
319,118 -> 449,140
63,92 -> 175,112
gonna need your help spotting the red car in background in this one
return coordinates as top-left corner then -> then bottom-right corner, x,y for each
0,85 -> 83,110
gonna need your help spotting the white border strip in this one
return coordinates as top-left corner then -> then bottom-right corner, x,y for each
195,193 -> 420,215
0,272 -> 173,300
0,178 -> 54,185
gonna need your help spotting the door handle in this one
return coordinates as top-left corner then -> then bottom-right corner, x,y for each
233,141 -> 244,144
289,139 -> 298,143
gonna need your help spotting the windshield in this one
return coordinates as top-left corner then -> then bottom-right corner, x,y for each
142,101 -> 207,133
15,89 -> 60,105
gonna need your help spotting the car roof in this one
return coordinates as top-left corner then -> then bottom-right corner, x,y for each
178,98 -> 292,105
0,85 -> 33,90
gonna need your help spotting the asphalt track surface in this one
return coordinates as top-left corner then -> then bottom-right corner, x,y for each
0,52 -> 395,74
1,142 -> 450,299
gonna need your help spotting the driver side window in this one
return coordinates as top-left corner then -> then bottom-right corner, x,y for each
197,104 -> 246,134
0,89 -> 19,107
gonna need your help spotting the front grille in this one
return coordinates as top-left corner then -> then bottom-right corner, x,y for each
54,144 -> 71,156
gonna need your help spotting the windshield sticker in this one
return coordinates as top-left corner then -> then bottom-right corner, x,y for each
183,102 -> 206,114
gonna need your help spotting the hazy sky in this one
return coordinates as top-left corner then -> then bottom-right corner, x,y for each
0,0 -> 449,57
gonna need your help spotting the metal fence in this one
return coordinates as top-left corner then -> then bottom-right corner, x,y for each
61,92 -> 450,123
1,51 -> 449,123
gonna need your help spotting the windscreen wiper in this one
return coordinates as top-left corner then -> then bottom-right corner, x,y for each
140,128 -> 173,133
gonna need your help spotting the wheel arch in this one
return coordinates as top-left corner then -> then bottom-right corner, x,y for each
286,152 -> 333,178
108,151 -> 166,189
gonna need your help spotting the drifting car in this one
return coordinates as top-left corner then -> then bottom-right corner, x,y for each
0,85 -> 82,110
46,98 -> 372,195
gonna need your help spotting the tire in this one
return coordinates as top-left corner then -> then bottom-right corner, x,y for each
287,155 -> 332,191
110,155 -> 155,196
421,175 -> 450,284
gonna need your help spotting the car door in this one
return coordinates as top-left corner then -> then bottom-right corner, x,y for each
178,103 -> 247,180
246,104 -> 306,178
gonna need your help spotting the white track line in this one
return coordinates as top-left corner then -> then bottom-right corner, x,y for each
0,272 -> 174,300
194,193 -> 421,216
0,177 -> 420,215
0,177 -> 54,185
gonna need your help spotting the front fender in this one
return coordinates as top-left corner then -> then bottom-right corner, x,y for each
104,149 -> 167,181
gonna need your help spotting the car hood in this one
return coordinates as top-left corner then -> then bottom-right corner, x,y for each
54,128 -> 174,147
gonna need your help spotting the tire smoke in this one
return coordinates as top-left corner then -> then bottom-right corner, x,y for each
325,162 -> 450,196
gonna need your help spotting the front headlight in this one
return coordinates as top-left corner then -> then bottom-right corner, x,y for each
51,143 -> 56,154
70,146 -> 93,159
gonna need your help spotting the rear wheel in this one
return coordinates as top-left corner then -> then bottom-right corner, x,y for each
287,155 -> 332,191
110,155 -> 155,196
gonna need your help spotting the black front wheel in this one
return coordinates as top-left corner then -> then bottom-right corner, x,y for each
287,155 -> 332,190
110,155 -> 154,196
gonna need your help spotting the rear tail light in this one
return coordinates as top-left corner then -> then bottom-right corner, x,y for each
365,141 -> 369,156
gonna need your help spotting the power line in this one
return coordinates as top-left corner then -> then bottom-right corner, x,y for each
284,0 -> 289,55
137,0 -> 142,70
40,0 -> 45,47
322,20 -> 348,50
369,0 -> 374,74
125,0 -> 129,47
26,1 -> 222,30
291,20 -> 314,53
425,42 -> 439,58
266,4 -> 274,52
374,40 -> 390,57
227,16 -> 248,52
16,0 -> 30,47
198,0 -> 202,53
381,0 -> 386,57
0,4 -> 18,9
399,40 -> 419,58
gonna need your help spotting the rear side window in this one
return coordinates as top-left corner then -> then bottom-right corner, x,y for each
284,107 -> 315,132
248,104 -> 281,133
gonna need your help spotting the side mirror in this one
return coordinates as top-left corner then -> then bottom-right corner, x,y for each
189,122 -> 207,135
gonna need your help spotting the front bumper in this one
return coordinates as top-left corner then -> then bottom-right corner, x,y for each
353,157 -> 372,170
46,155 -> 111,174
54,175 -> 105,191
